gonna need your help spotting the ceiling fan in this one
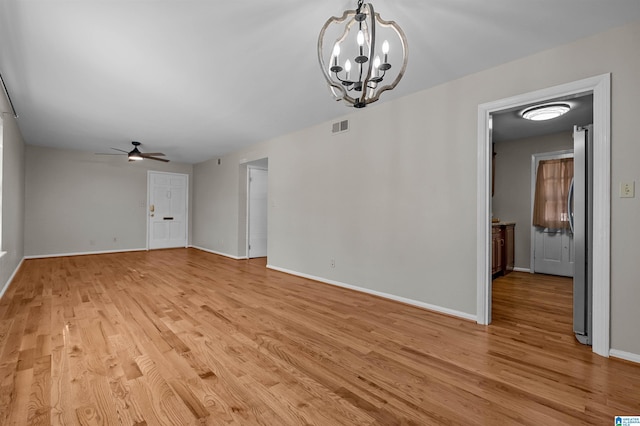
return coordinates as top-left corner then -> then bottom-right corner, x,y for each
97,141 -> 169,162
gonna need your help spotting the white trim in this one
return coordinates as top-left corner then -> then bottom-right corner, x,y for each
0,251 -> 6,259
245,166 -> 250,258
0,257 -> 24,299
267,264 -> 477,322
477,100 -> 492,324
609,349 -> 640,364
477,73 -> 611,357
24,248 -> 147,260
147,171 -> 190,250
529,150 -> 574,274
190,245 -> 248,260
0,116 -> 3,249
590,75 -> 611,358
146,171 -> 150,249
513,267 -> 531,273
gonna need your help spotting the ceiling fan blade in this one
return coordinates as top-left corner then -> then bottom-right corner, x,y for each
145,156 -> 170,163
96,153 -> 126,155
111,148 -> 129,153
140,152 -> 165,157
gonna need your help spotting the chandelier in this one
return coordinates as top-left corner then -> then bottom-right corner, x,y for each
318,0 -> 408,108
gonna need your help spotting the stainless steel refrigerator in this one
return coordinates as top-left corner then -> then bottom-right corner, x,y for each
569,124 -> 593,345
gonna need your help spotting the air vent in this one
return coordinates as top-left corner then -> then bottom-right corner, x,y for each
331,119 -> 349,135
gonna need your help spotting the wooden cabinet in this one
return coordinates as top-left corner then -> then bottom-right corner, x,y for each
504,224 -> 514,274
492,223 -> 515,278
491,226 -> 503,275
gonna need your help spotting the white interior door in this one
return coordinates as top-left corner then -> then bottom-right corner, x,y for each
533,229 -> 574,276
531,151 -> 574,276
148,172 -> 188,249
248,168 -> 268,258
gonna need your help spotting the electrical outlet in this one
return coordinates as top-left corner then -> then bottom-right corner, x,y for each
620,181 -> 635,198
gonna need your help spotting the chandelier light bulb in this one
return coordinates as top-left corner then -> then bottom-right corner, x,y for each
382,40 -> 389,63
382,40 -> 389,54
345,59 -> 352,80
373,55 -> 381,77
357,30 -> 365,46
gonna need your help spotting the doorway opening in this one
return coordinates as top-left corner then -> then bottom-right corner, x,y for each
244,158 -> 268,259
476,74 -> 611,357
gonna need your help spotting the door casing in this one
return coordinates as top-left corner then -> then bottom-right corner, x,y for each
476,74 -> 610,357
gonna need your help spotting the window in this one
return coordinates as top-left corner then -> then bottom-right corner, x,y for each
532,157 -> 574,229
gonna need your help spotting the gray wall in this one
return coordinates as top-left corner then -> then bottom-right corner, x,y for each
24,145 -> 193,257
493,132 -> 574,270
0,108 -> 25,295
193,21 -> 640,356
192,154 -> 241,256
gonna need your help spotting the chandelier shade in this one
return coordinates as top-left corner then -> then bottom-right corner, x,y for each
318,0 -> 408,108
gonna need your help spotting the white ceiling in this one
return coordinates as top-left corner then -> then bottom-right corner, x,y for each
492,93 -> 594,143
1,1 -> 640,164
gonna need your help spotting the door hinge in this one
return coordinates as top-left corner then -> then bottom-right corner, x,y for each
248,244 -> 251,250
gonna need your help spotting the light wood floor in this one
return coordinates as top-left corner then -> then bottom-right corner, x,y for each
1,249 -> 638,425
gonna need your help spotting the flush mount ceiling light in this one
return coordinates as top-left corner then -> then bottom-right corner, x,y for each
521,103 -> 571,121
318,0 -> 408,108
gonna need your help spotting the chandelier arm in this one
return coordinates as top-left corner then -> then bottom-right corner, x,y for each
333,72 -> 353,86
364,14 -> 408,104
318,10 -> 356,103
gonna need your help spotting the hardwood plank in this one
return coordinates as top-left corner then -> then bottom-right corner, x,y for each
0,249 -> 639,425
28,355 -> 51,425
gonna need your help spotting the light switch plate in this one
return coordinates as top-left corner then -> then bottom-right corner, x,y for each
620,181 -> 635,198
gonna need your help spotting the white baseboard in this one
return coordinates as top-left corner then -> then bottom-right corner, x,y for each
610,349 -> 640,364
0,257 -> 25,299
24,248 -> 147,260
190,246 -> 247,260
266,264 -> 477,322
513,267 -> 532,273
